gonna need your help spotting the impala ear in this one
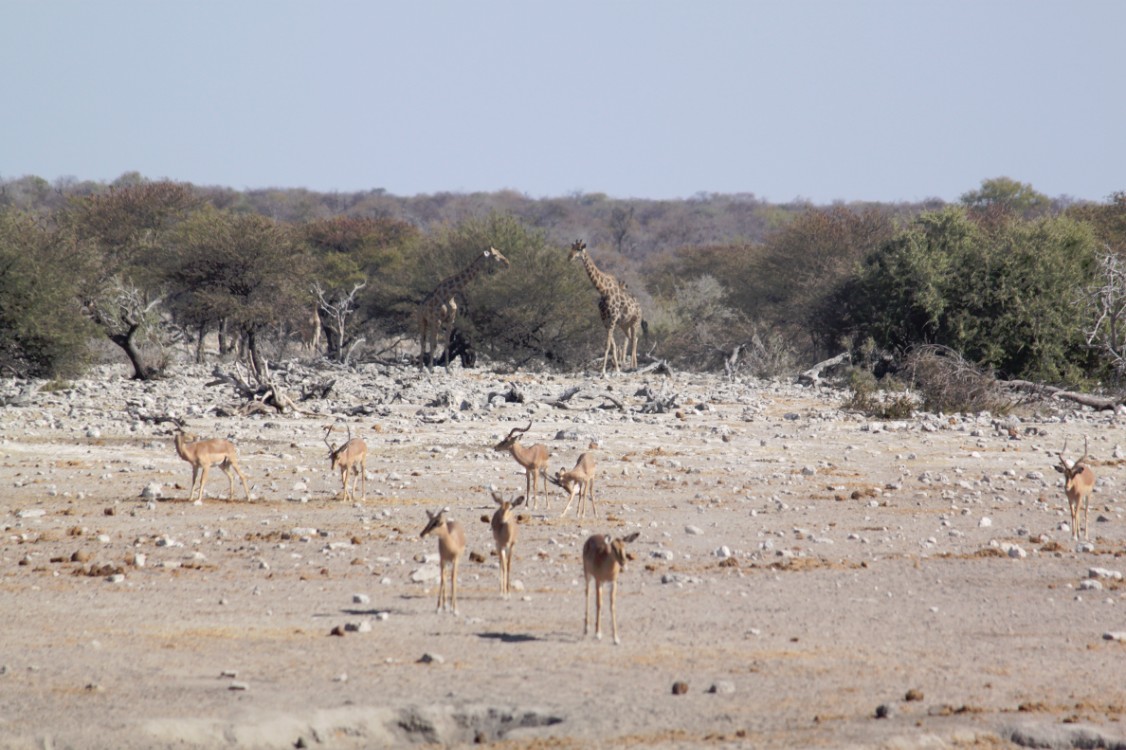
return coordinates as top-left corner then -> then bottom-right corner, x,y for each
513,496 -> 525,508
491,491 -> 504,505
622,532 -> 640,543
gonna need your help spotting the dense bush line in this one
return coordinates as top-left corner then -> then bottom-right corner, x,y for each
0,173 -> 1123,390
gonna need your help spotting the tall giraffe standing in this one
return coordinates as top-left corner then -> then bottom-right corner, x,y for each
568,240 -> 642,376
416,247 -> 510,371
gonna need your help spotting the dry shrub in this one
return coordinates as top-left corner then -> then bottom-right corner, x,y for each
905,345 -> 1013,415
840,369 -> 916,419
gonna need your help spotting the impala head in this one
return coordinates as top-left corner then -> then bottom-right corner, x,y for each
494,422 -> 533,452
568,239 -> 587,261
485,246 -> 510,268
1054,437 -> 1091,485
420,507 -> 450,538
491,491 -> 525,510
608,532 -> 641,570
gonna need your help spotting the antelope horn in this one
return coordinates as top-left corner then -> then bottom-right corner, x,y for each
1076,436 -> 1090,466
505,421 -> 532,440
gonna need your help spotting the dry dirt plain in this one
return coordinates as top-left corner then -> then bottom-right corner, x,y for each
1,363 -> 1125,750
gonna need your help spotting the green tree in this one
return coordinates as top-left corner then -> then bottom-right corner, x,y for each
828,207 -> 1098,382
302,215 -> 420,359
165,207 -> 309,376
0,210 -> 93,377
410,213 -> 591,367
960,177 -> 1051,219
67,180 -> 198,378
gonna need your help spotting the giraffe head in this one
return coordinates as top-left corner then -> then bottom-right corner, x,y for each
568,239 -> 587,262
484,246 -> 510,268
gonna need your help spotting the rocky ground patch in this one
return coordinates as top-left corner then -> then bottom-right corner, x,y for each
1,362 -> 1125,749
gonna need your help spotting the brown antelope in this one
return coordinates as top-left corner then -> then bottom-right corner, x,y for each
552,452 -> 597,518
1054,437 -> 1096,541
171,422 -> 251,503
323,425 -> 367,501
490,491 -> 525,596
420,507 -> 466,614
582,531 -> 640,645
493,422 -> 550,510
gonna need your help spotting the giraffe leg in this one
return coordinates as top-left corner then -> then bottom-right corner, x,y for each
601,326 -> 617,377
418,317 -> 430,369
443,307 -> 458,372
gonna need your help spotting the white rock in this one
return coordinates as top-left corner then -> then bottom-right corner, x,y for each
410,564 -> 441,583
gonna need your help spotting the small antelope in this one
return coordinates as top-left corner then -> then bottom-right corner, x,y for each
582,531 -> 640,645
420,507 -> 466,614
1054,437 -> 1096,541
171,423 -> 251,503
490,491 -> 525,596
323,425 -> 367,501
493,422 -> 550,510
553,452 -> 597,518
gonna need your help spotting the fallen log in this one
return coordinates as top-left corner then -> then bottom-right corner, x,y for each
797,351 -> 850,386
999,380 -> 1126,411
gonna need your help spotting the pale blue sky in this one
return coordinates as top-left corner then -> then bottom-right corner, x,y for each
2,1 -> 1123,204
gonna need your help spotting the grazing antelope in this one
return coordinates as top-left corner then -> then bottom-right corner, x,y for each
1054,437 -> 1096,541
323,425 -> 367,501
170,421 -> 251,503
583,531 -> 641,645
493,422 -> 550,510
420,507 -> 466,614
551,452 -> 597,518
490,491 -> 525,596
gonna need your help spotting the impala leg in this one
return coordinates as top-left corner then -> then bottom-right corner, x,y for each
498,549 -> 507,594
1082,496 -> 1091,540
588,478 -> 597,518
560,487 -> 577,518
450,557 -> 459,616
232,461 -> 250,501
505,546 -> 513,596
594,581 -> 604,641
610,580 -> 620,645
583,574 -> 591,637
220,463 -> 236,500
190,466 -> 200,502
359,460 -> 366,501
436,560 -> 446,612
197,465 -> 211,502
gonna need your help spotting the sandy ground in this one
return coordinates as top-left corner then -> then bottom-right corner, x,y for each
1,364 -> 1125,749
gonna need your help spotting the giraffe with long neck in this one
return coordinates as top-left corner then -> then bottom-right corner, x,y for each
568,240 -> 642,376
417,247 -> 510,371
